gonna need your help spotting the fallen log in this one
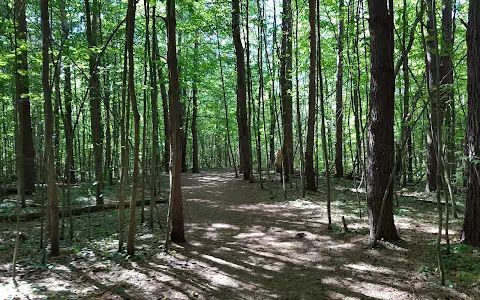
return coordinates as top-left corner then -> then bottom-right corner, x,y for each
0,198 -> 167,222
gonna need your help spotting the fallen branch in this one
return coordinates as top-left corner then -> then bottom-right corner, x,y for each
1,198 -> 166,222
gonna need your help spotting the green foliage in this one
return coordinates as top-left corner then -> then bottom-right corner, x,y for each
421,242 -> 480,289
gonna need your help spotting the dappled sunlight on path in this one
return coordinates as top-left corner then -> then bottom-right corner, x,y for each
1,171 -> 477,299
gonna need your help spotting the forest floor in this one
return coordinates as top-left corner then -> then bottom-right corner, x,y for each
1,170 -> 480,299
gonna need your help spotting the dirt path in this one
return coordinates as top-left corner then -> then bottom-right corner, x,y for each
1,171 -> 477,299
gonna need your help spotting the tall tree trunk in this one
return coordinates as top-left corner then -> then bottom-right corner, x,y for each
192,38 -> 199,173
54,57 -> 61,180
440,0 -> 456,216
181,97 -> 190,173
462,0 -> 480,247
13,3 -> 26,280
319,46 -> 332,228
256,0 -> 265,188
232,0 -> 252,181
366,0 -> 399,242
60,0 -> 74,239
166,0 -> 186,244
118,43 -> 129,252
281,0 -> 293,181
14,0 -> 35,197
104,78 -> 112,186
425,0 -> 442,193
41,0 -> 59,256
402,0 -> 412,185
126,0 -> 139,256
141,0 -> 150,225
216,32 -> 238,177
247,0 -> 256,182
150,3 -> 160,229
85,0 -> 104,205
399,0 -> 409,186
335,0 -> 345,178
305,0 -> 316,191
159,65 -> 170,173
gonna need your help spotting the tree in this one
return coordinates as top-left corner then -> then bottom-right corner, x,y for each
334,0 -> 345,178
126,0 -> 139,256
305,0 -> 316,191
281,0 -> 293,181
159,64 -> 171,173
167,0 -> 186,244
425,0 -> 442,193
232,0 -> 252,181
150,2 -> 160,229
192,38 -> 199,173
14,0 -> 35,197
366,0 -> 399,242
41,0 -> 59,256
463,0 -> 480,246
60,0 -> 74,240
85,0 -> 104,205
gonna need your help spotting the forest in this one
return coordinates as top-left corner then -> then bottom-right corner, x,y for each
0,0 -> 479,298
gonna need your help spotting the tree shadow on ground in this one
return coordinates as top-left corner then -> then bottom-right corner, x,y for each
1,170 -> 478,299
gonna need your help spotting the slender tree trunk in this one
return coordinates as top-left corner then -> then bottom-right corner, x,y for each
150,3 -> 160,230
335,0 -> 345,178
54,56 -> 61,180
400,0 -> 411,187
281,0 -> 293,182
41,0 -> 59,256
126,0 -> 139,256
12,8 -> 25,282
85,0 -> 104,205
159,65 -> 170,173
118,43 -> 129,252
245,0 -> 254,182
166,0 -> 186,244
305,0 -> 316,191
60,0 -> 74,239
318,30 -> 332,228
14,0 -> 35,197
425,0 -> 443,193
256,0 -> 265,188
104,77 -> 112,186
366,0 -> 399,242
440,0 -> 457,217
192,39 -> 199,173
232,0 -> 252,181
216,32 -> 238,177
140,0 -> 150,224
462,0 -> 480,247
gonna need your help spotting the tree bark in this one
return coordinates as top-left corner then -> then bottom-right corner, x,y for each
14,0 -> 35,197
366,0 -> 399,241
41,0 -> 59,256
159,65 -> 170,173
425,0 -> 442,193
305,0 -> 316,191
335,0 -> 345,178
463,0 -> 480,246
440,0 -> 455,202
85,0 -> 104,205
216,32 -> 238,177
232,0 -> 252,181
167,0 -> 186,243
126,0 -> 139,256
281,0 -> 293,181
192,38 -> 199,173
150,3 -> 160,229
